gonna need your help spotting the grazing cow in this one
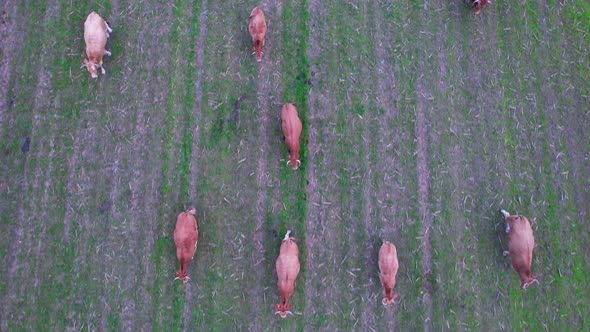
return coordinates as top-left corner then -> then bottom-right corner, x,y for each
82,11 -> 112,78
378,241 -> 399,306
281,103 -> 302,170
248,7 -> 267,62
275,230 -> 300,318
467,0 -> 490,14
501,209 -> 538,290
174,207 -> 198,283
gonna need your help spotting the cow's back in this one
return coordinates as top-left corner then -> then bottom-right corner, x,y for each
248,7 -> 266,37
281,104 -> 302,142
84,12 -> 107,55
174,212 -> 198,254
378,241 -> 398,287
276,240 -> 300,283
508,216 -> 534,269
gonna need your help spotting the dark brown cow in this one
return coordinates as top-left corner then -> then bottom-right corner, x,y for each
81,12 -> 112,78
275,230 -> 300,318
467,0 -> 490,14
378,241 -> 399,305
281,103 -> 302,170
501,209 -> 538,290
248,7 -> 267,62
174,207 -> 198,283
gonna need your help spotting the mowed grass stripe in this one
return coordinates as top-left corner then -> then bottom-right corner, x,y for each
3,1 -> 71,329
274,0 -> 310,327
304,1 -> 350,328
534,1 -> 590,326
189,1 -> 261,328
498,1 -> 549,329
426,1 -> 472,328
151,1 -> 200,331
0,0 -> 43,325
378,0 -> 424,329
497,0 -> 569,329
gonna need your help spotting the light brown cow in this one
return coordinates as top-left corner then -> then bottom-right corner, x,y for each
248,7 -> 267,62
501,209 -> 538,290
281,103 -> 302,170
82,11 -> 112,78
174,207 -> 198,283
378,241 -> 399,305
275,230 -> 300,318
467,0 -> 491,14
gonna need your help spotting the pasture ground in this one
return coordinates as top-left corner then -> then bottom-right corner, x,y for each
1,0 -> 589,330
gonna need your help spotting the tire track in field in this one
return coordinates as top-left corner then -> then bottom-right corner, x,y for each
536,5 -> 590,298
62,117 -> 100,331
307,1 -> 363,329
126,2 -> 175,329
2,2 -> 61,328
416,62 -> 433,331
0,0 -> 20,127
189,0 -> 208,201
370,1 -> 402,328
249,0 -> 278,328
0,2 -> 30,329
97,2 -> 174,328
305,0 -> 329,327
183,0 -> 208,329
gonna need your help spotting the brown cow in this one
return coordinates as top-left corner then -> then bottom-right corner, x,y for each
81,12 -> 112,78
378,241 -> 399,305
275,230 -> 300,318
467,0 -> 491,14
501,209 -> 538,290
248,7 -> 267,62
174,207 -> 198,283
281,103 -> 302,170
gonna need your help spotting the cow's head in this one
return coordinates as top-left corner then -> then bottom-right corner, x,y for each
275,303 -> 293,318
473,0 -> 491,14
522,277 -> 539,290
174,270 -> 190,284
81,59 -> 99,78
382,292 -> 398,306
187,207 -> 197,215
286,150 -> 301,170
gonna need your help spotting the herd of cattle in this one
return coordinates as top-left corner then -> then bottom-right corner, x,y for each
172,207 -> 538,317
82,1 -> 534,319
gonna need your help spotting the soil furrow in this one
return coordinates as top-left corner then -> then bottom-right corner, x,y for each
416,62 -> 433,331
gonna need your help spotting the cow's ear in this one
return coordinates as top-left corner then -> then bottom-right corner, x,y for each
285,303 -> 291,310
275,304 -> 282,311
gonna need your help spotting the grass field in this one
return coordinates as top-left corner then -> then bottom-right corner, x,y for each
1,0 -> 589,330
